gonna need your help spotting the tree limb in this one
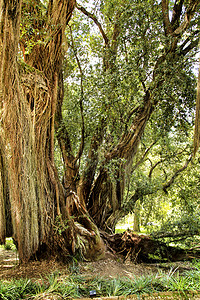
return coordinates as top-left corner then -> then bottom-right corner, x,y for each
163,154 -> 193,193
173,0 -> 200,37
76,3 -> 109,46
161,0 -> 173,36
149,160 -> 163,179
152,230 -> 199,239
68,25 -> 85,163
180,38 -> 199,56
132,141 -> 157,172
111,11 -> 122,52
162,0 -> 200,39
171,0 -> 184,30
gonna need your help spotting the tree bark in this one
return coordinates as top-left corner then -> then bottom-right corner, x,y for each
87,89 -> 153,232
0,141 -> 6,244
0,0 -> 105,262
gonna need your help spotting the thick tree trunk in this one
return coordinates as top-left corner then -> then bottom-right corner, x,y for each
0,139 -> 12,242
0,1 -> 54,258
0,0 -> 105,262
87,90 -> 153,232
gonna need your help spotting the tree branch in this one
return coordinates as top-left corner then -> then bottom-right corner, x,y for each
111,11 -> 122,53
179,29 -> 199,51
68,26 -> 85,163
163,154 -> 193,193
152,230 -> 199,239
161,0 -> 173,35
162,0 -> 199,39
124,105 -> 141,131
148,160 -> 163,179
105,89 -> 153,161
180,37 -> 199,56
132,141 -> 157,172
173,0 -> 200,37
76,3 -> 109,46
171,0 -> 184,30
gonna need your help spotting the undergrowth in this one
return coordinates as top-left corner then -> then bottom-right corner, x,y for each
0,238 -> 17,251
1,260 -> 200,299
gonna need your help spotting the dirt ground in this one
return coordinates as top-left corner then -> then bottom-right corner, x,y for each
1,247 -> 199,300
0,247 -> 161,281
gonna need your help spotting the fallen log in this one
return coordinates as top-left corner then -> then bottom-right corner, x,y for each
101,229 -> 200,263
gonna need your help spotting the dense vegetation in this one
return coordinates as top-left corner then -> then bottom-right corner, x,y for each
0,0 -> 200,262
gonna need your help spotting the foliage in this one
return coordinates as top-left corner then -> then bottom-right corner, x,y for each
61,0 -> 200,232
0,278 -> 37,300
2,262 -> 200,298
3,240 -> 16,251
128,145 -> 200,246
1,0 -> 200,261
119,116 -> 200,236
151,211 -> 200,248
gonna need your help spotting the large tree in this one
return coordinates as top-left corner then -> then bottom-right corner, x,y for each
0,0 -> 199,262
0,0 -> 105,262
60,0 -> 200,231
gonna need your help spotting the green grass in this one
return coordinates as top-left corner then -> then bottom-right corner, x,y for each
1,260 -> 200,299
0,278 -> 38,300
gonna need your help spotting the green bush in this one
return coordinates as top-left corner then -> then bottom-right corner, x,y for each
3,239 -> 17,251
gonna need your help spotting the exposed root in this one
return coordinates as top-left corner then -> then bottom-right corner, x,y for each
101,229 -> 200,263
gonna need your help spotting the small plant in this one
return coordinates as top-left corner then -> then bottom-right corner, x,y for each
3,238 -> 16,251
54,215 -> 75,235
0,278 -> 37,300
68,256 -> 80,274
1,262 -> 200,299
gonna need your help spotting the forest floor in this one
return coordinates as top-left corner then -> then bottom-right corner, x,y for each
0,247 -> 159,281
1,247 -> 200,299
0,247 -> 194,281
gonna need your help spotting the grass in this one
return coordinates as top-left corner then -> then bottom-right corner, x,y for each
0,278 -> 38,300
1,260 -> 200,299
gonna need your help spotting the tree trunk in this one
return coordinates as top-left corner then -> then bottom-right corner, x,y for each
0,0 -> 105,262
0,141 -> 6,244
133,201 -> 140,232
82,0 -> 199,231
87,89 -> 153,232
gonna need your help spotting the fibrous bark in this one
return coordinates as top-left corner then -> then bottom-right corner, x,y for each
0,0 -> 105,262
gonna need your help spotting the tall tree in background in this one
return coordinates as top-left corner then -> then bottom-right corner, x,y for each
0,0 -> 199,262
59,0 -> 200,231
